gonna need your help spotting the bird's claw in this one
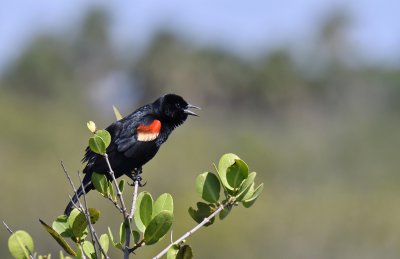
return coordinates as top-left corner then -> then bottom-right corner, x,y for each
128,173 -> 146,187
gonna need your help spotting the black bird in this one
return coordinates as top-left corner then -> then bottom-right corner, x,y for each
64,94 -> 199,215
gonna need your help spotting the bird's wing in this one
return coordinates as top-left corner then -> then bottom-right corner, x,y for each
115,115 -> 161,157
82,106 -> 161,168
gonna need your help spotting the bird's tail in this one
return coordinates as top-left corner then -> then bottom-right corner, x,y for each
64,173 -> 94,215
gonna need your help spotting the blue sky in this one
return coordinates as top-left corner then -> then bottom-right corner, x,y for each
1,0 -> 399,70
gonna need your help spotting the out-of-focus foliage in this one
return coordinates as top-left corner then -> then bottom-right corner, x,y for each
1,8 -> 117,102
1,8 -> 399,115
1,7 -> 400,259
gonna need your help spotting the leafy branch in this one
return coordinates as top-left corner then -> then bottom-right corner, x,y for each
154,203 -> 226,259
3,221 -> 34,259
156,153 -> 263,258
4,111 -> 263,259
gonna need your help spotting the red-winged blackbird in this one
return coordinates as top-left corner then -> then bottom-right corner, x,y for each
64,94 -> 199,215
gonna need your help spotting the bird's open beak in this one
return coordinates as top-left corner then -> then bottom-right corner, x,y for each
184,104 -> 201,116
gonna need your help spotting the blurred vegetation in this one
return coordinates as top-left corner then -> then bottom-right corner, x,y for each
1,7 -> 400,259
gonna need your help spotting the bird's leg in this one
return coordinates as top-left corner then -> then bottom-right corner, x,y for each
128,167 -> 146,187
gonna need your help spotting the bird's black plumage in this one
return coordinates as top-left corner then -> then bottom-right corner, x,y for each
64,94 -> 199,215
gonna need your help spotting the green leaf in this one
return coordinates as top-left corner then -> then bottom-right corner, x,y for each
76,245 -> 83,259
236,172 -> 257,201
88,208 -> 100,224
195,172 -> 220,203
99,234 -> 109,255
108,227 -> 122,250
87,121 -> 96,133
82,240 -> 95,259
153,193 -> 174,217
65,208 -> 99,240
219,205 -> 232,220
144,211 -> 174,245
167,244 -> 180,259
39,219 -> 77,256
113,105 -> 124,121
108,182 -> 115,200
188,202 -> 215,226
52,215 -> 73,238
132,230 -> 140,244
91,173 -> 108,195
243,183 -> 264,208
119,222 -> 126,244
118,179 -> 125,193
8,230 -> 34,259
89,135 -> 106,155
67,209 -> 87,238
168,244 -> 194,259
95,130 -> 111,148
140,193 -> 154,227
107,227 -> 115,244
134,192 -> 153,232
176,244 -> 193,259
242,182 -> 254,201
217,153 -> 240,191
226,159 -> 249,190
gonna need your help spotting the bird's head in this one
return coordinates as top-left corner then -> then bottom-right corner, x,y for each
154,94 -> 200,125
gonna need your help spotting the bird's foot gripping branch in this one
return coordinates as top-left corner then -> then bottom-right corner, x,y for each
4,121 -> 263,259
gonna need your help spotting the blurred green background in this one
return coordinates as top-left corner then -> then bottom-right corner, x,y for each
1,2 -> 400,258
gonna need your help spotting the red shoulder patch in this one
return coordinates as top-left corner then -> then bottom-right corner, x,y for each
137,119 -> 161,141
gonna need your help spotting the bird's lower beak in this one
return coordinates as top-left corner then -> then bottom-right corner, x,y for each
184,104 -> 201,116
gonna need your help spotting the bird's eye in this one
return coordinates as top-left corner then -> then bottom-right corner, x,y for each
175,103 -> 181,108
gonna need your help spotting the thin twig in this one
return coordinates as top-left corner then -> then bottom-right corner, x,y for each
3,221 -> 34,259
129,239 -> 145,253
78,171 -> 101,259
77,177 -> 109,259
103,154 -> 132,259
129,180 -> 139,221
92,231 -> 107,257
61,162 -> 109,259
153,202 -> 230,259
107,195 -> 123,213
123,218 -> 132,259
61,161 -> 78,193
103,154 -> 128,216
2,221 -> 13,234
67,195 -> 82,213
60,162 -> 83,216
79,243 -> 87,259
125,178 -> 139,258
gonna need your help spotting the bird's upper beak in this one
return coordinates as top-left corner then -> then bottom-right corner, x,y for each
184,104 -> 201,116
